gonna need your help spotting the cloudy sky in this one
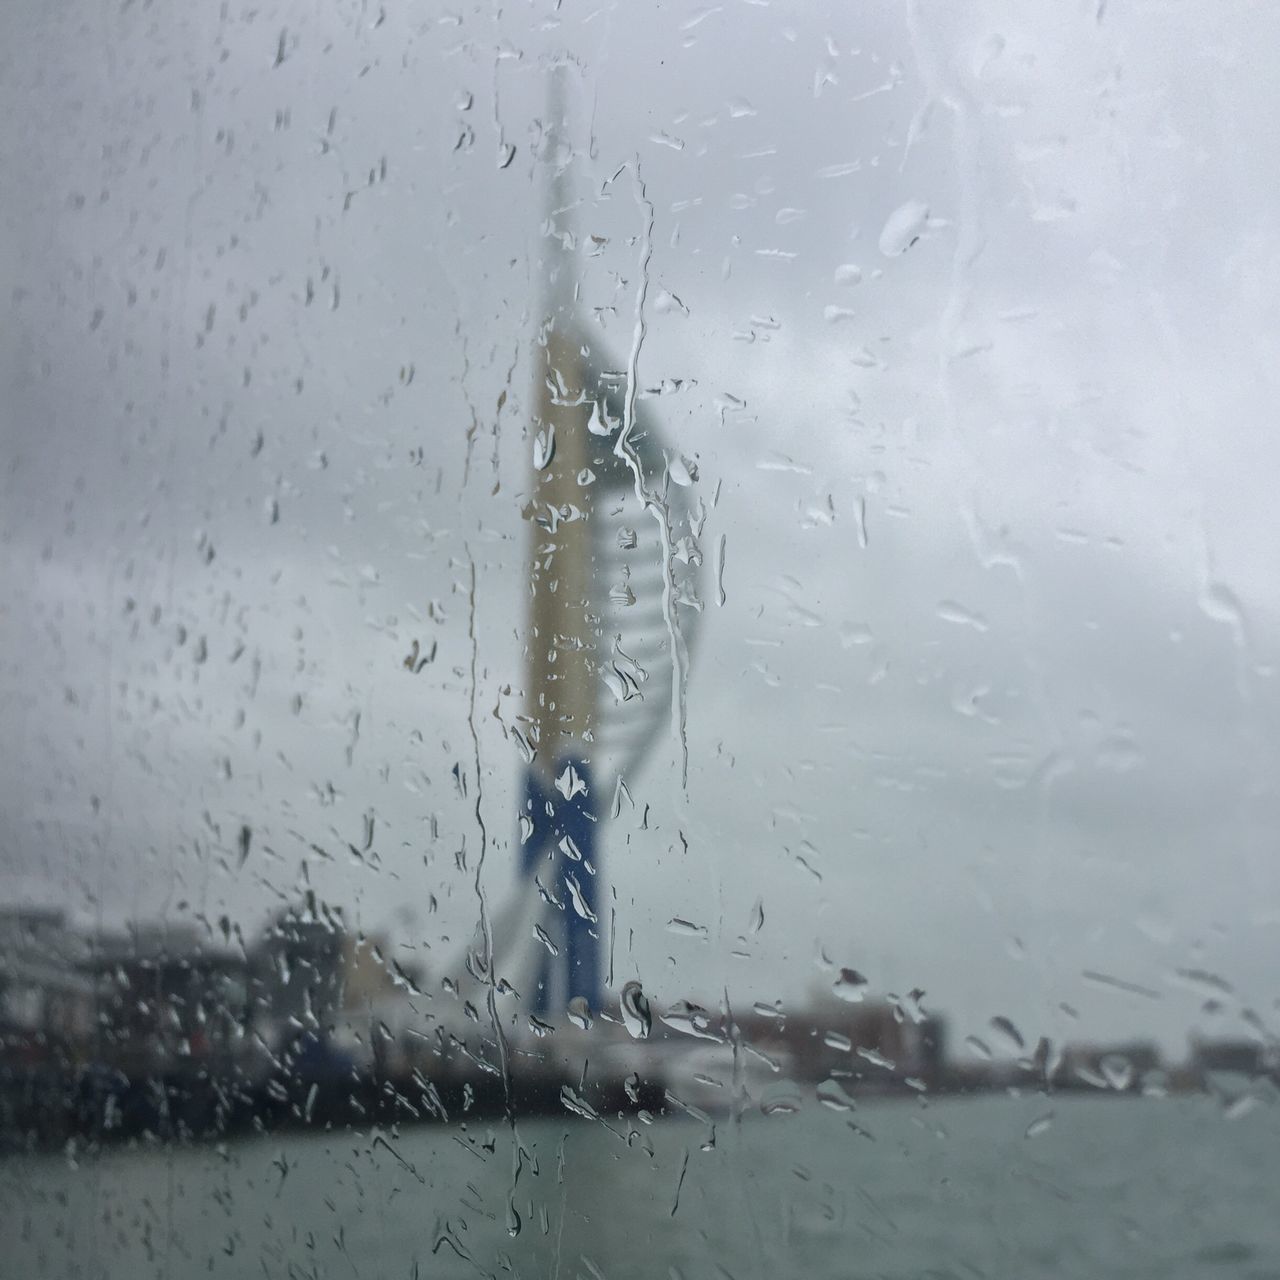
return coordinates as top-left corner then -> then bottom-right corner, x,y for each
4,0 -> 1280,1056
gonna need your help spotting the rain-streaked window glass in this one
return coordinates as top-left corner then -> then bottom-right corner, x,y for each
4,2 -> 1280,1276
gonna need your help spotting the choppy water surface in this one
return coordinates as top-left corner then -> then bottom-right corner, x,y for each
4,1095 -> 1278,1279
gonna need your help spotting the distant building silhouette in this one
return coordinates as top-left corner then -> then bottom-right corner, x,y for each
249,894 -> 347,1040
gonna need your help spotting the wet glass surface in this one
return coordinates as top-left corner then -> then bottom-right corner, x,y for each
4,2 -> 1280,1276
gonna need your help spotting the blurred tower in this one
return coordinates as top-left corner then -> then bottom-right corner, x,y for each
513,67 -> 702,1020
520,69 -> 602,1015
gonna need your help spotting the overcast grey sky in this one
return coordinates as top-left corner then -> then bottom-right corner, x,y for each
4,0 -> 1280,1056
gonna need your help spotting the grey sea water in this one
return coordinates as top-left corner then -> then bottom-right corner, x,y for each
3,1094 -> 1277,1279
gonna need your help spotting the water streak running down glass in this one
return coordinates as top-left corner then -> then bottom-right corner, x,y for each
3,2 -> 1280,1277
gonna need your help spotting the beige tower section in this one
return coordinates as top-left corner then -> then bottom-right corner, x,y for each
525,325 -> 597,784
524,73 -> 598,788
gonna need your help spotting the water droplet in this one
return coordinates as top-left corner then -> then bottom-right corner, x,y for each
936,600 -> 988,631
666,917 -> 708,939
660,1000 -> 720,1040
989,1015 -> 1024,1051
673,536 -> 701,566
878,199 -> 929,256
653,289 -> 688,315
832,968 -> 868,1003
564,872 -> 597,923
856,1045 -> 894,1071
759,1082 -> 803,1116
1100,1054 -> 1134,1091
533,425 -> 556,470
816,1078 -> 855,1112
567,996 -> 593,1031
559,1084 -> 598,1120
668,454 -> 698,486
555,764 -> 587,800
1174,968 -> 1235,998
587,399 -> 615,436
1223,1094 -> 1258,1122
621,980 -> 651,1039
1025,1112 -> 1054,1139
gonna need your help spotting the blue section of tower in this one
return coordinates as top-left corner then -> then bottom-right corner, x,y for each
521,758 -> 601,1015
